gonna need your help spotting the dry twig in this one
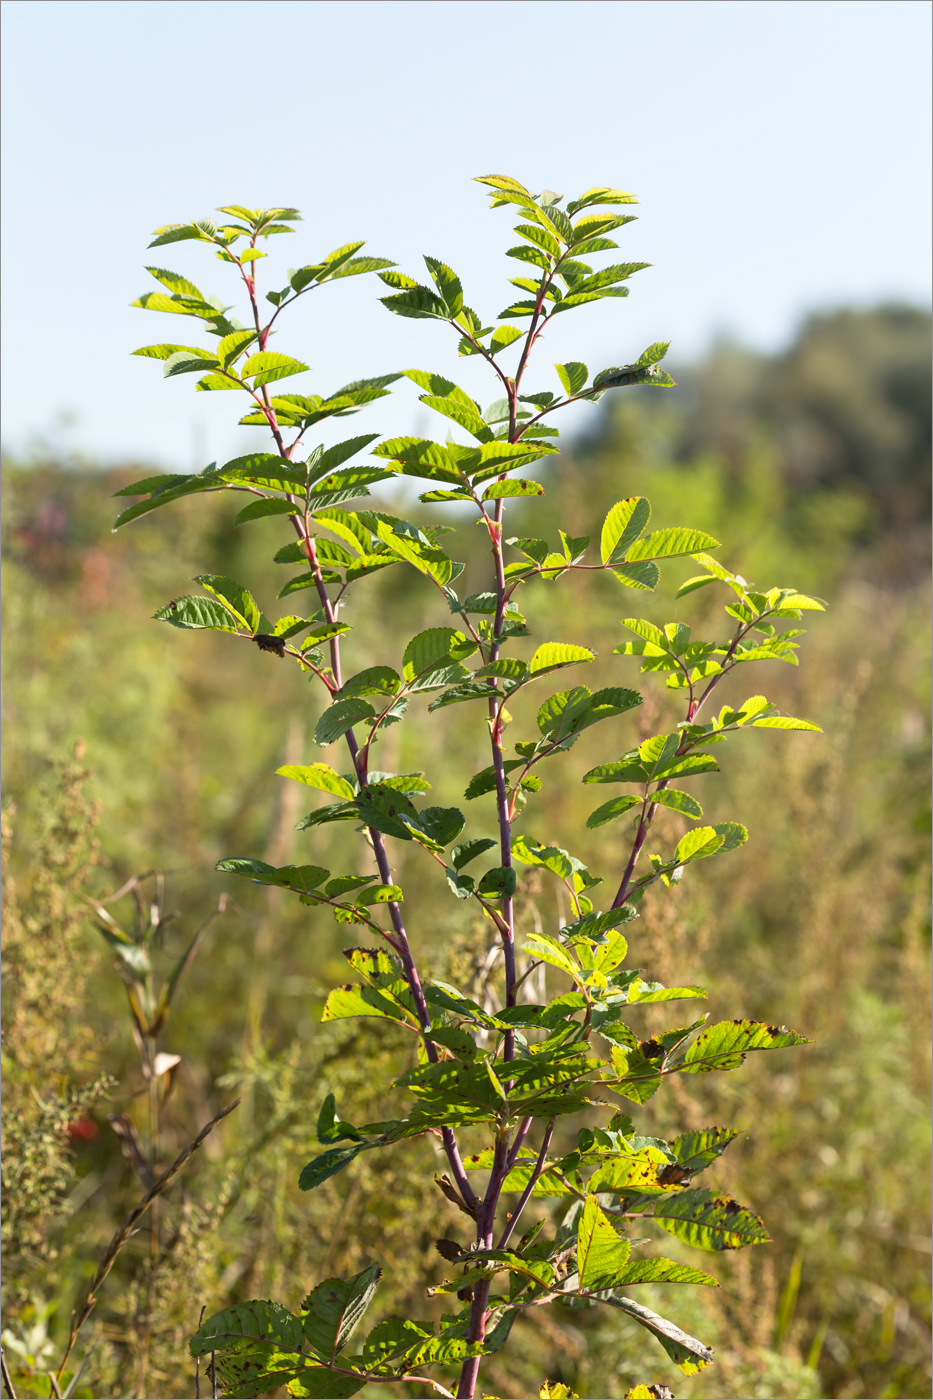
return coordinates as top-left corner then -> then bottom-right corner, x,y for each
55,1099 -> 240,1382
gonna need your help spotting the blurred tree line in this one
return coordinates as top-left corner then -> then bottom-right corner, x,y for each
669,307 -> 929,527
1,305 -> 929,1400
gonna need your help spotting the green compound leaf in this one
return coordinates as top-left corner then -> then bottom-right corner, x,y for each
536,686 -> 642,749
481,478 -> 545,501
351,784 -> 417,842
511,836 -> 578,880
154,595 -> 243,633
240,350 -> 309,387
148,221 -> 219,249
189,1307 -> 371,1399
586,794 -> 641,829
445,867 -> 476,899
373,520 -> 463,587
601,497 -> 651,564
490,325 -> 524,354
678,1018 -> 811,1072
216,328 -> 258,367
381,284 -> 450,320
614,1257 -> 719,1287
555,361 -> 589,396
215,859 -> 330,896
315,699 -> 376,746
650,788 -> 703,819
112,471 -> 226,529
316,1093 -> 365,1144
234,498 -> 298,526
312,434 -> 382,479
577,1196 -> 631,1290
611,560 -> 661,591
673,822 -> 747,865
335,667 -> 401,700
362,1317 -> 485,1369
529,643 -> 595,675
218,451 -> 304,484
277,764 -> 356,801
423,255 -> 464,316
626,527 -> 720,562
416,806 -> 466,849
188,1297 -> 305,1357
163,349 -> 220,377
132,342 -> 212,362
651,1187 -> 771,1250
420,394 -> 493,443
668,1126 -> 741,1173
402,628 -> 477,686
190,574 -> 259,630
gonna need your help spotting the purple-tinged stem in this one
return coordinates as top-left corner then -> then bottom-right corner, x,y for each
497,1119 -> 555,1250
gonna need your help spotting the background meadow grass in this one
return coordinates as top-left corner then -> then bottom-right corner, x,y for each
2,306 -> 930,1399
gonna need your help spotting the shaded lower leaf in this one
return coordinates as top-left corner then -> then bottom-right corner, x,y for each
299,1143 -> 367,1190
211,1348 -> 310,1399
301,1263 -> 381,1361
315,700 -> 376,746
477,866 -> 518,898
234,498 -> 298,526
354,783 -> 421,842
446,867 -> 475,899
215,859 -> 330,895
362,1317 -> 432,1367
287,1367 -> 368,1398
452,836 -> 497,870
189,1300 -> 305,1358
415,805 -> 466,848
278,571 -> 341,597
602,1295 -> 714,1374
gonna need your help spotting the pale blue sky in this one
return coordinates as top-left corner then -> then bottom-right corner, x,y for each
1,0 -> 930,470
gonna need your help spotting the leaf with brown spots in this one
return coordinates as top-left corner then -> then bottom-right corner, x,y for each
676,1018 -> 810,1073
651,1186 -> 770,1250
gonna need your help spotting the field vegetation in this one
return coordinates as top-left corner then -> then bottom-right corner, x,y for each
2,305 -> 929,1400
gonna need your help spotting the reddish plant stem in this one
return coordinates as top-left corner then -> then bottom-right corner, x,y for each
505,1114 -> 533,1168
611,621 -> 756,907
459,1128 -> 511,1397
487,509 -> 517,1035
458,261 -> 568,1400
457,1275 -> 492,1400
497,1118 -> 555,1250
287,512 -> 477,1214
238,246 -> 288,457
